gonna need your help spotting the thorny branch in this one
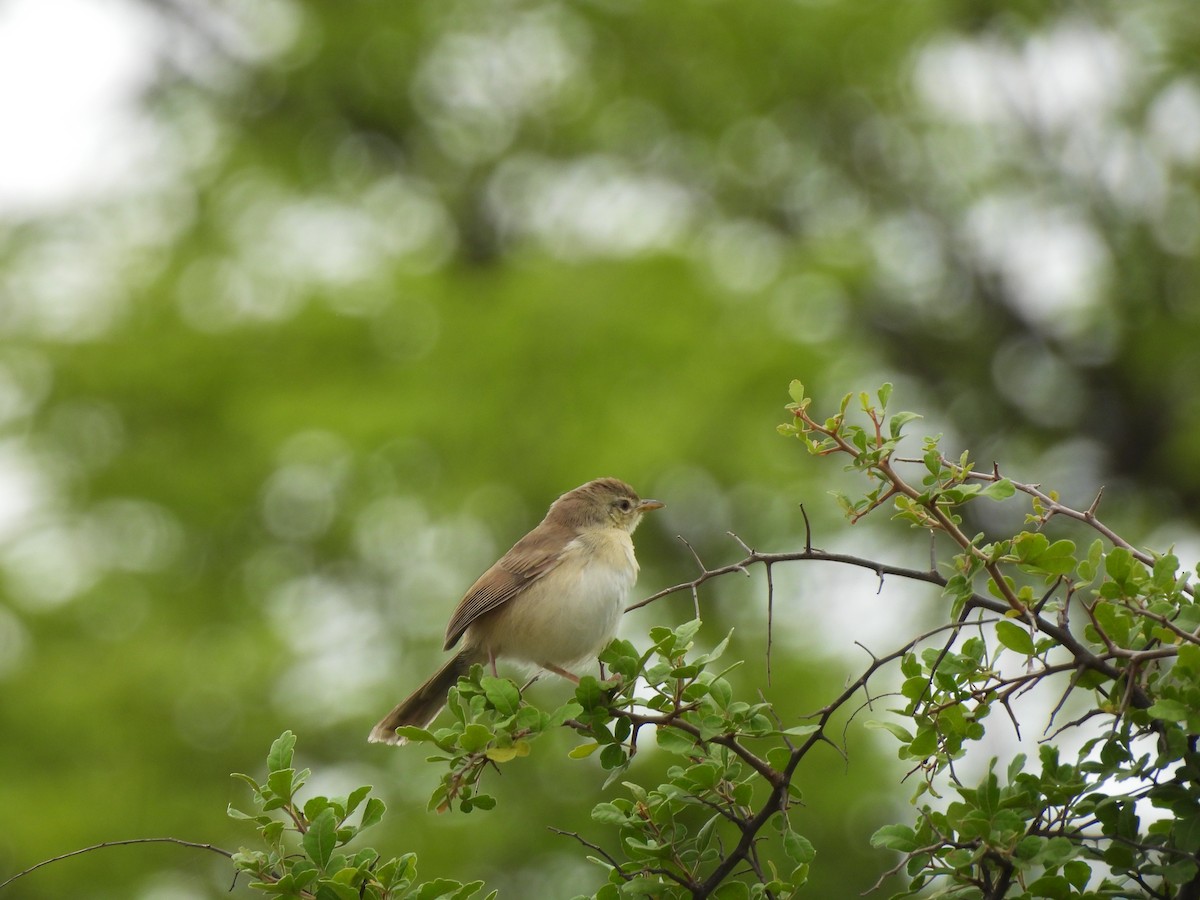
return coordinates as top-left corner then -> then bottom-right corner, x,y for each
602,393 -> 1195,896
0,839 -> 234,891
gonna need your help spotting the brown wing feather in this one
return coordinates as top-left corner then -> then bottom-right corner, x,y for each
442,525 -> 568,650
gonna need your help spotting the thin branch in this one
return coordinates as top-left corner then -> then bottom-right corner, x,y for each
765,561 -> 775,686
0,838 -> 233,891
897,455 -> 1194,600
549,828 -> 632,879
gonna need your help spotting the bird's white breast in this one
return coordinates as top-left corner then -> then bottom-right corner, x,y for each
482,529 -> 637,669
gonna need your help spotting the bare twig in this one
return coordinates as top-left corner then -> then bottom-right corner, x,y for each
0,838 -> 234,891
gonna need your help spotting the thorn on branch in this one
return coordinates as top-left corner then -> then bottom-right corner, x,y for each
1086,486 -> 1105,519
800,503 -> 814,554
1034,577 -> 1063,615
727,531 -> 754,555
678,535 -> 707,573
765,561 -> 775,687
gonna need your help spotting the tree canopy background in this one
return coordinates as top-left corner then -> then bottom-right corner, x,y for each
2,1 -> 1199,897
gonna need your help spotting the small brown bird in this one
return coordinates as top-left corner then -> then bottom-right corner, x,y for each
369,477 -> 663,745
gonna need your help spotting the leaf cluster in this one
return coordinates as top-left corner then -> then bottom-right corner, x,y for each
228,731 -> 493,900
396,620 -> 817,899
782,382 -> 1200,898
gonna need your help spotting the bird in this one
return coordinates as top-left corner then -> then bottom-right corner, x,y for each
368,477 -> 663,745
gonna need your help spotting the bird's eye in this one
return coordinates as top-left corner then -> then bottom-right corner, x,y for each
616,498 -> 633,512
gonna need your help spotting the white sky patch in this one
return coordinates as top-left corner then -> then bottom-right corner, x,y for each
963,194 -> 1110,341
914,19 -> 1128,133
0,0 -> 161,215
487,154 -> 696,258
0,441 -> 52,545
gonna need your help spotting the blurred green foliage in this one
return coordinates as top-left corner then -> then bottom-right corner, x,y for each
2,0 -> 1199,897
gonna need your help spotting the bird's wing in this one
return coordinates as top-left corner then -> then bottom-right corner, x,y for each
442,527 -> 567,650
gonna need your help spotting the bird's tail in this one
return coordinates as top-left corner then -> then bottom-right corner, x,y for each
368,650 -> 477,745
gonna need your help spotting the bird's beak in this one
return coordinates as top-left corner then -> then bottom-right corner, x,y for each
638,499 -> 665,512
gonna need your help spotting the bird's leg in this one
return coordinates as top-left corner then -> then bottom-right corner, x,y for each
488,650 -> 499,678
541,662 -> 580,684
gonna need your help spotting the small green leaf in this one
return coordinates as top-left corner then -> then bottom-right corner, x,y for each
393,725 -> 435,744
266,768 -> 295,801
907,727 -> 938,758
574,676 -> 607,711
980,478 -> 1015,500
268,731 -> 296,773
656,727 -> 696,755
995,620 -> 1035,656
345,785 -> 371,816
303,808 -> 337,870
460,723 -> 493,753
877,383 -> 893,408
1148,699 -> 1190,722
359,797 -> 386,829
780,724 -> 819,738
486,740 -> 530,762
870,823 -> 919,852
591,802 -> 630,826
1063,860 -> 1090,888
303,796 -> 330,822
788,380 -> 806,404
569,742 -> 601,759
315,881 -> 359,900
866,720 -> 914,743
889,411 -> 922,439
481,676 -> 521,716
1105,548 -> 1135,587
783,831 -> 816,864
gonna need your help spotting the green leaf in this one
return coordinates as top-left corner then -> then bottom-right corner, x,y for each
268,731 -> 296,773
393,725 -> 435,744
867,720 -> 914,743
1148,698 -> 1191,722
980,478 -> 1015,500
672,618 -> 702,648
888,411 -> 922,439
907,727 -> 937,758
303,808 -> 338,870
656,727 -> 696,756
788,380 -> 806,404
303,796 -> 330,822
569,741 -> 601,759
481,676 -> 521,715
1105,547 -> 1135,587
1026,874 -> 1071,899
780,724 -> 819,739
1091,601 -> 1132,646
783,830 -> 816,864
1063,860 -> 1090,888
460,723 -> 494,753
574,676 -> 607,711
486,740 -> 531,762
995,620 -> 1035,656
870,823 -> 919,852
591,802 -> 630,826
410,879 -> 478,900
599,743 -> 626,770
266,768 -> 295,801
877,382 -> 893,408
345,785 -> 371,816
359,796 -> 386,829
315,881 -> 360,900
